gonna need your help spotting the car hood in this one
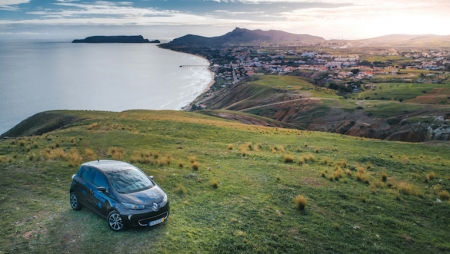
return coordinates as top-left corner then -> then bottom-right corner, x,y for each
120,186 -> 165,205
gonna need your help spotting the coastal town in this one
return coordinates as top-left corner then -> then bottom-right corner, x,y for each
207,46 -> 450,91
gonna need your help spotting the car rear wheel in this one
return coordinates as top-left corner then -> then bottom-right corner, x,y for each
107,210 -> 124,231
70,192 -> 82,210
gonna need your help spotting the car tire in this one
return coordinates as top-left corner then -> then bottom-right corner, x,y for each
70,192 -> 82,211
107,210 -> 124,231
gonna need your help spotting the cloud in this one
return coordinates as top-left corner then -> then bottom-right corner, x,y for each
0,0 -> 30,10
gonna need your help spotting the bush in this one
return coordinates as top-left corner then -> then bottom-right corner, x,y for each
397,182 -> 423,197
336,159 -> 348,168
189,156 -> 196,163
425,172 -> 435,182
175,184 -> 187,195
345,169 -> 352,177
178,161 -> 184,168
283,154 -> 294,163
381,173 -> 387,182
84,148 -> 97,161
108,147 -> 124,160
439,190 -> 450,201
211,180 -> 219,189
295,195 -> 307,210
192,162 -> 199,171
227,144 -> 234,150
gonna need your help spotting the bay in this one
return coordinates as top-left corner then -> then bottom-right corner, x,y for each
0,40 -> 211,135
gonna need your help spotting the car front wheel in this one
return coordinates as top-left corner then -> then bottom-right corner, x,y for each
70,192 -> 82,210
107,210 -> 124,231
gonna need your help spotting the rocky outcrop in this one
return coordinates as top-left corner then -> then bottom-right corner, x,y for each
72,35 -> 157,43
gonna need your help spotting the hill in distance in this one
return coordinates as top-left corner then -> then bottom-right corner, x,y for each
353,34 -> 450,47
162,27 -> 450,47
163,27 -> 325,47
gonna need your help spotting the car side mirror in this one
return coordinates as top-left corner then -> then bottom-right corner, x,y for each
97,186 -> 107,193
149,175 -> 154,180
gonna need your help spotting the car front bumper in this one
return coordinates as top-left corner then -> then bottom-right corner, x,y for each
119,202 -> 170,227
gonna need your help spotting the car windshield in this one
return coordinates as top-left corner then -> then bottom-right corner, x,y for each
105,167 -> 154,194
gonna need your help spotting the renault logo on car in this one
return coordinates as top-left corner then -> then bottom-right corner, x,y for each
152,202 -> 159,212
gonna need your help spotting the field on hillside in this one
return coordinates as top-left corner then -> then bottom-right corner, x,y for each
0,110 -> 449,253
352,83 -> 450,103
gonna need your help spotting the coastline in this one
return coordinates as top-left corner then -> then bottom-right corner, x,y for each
158,45 -> 215,109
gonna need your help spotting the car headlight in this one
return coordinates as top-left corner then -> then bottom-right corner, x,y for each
122,202 -> 145,210
160,193 -> 168,207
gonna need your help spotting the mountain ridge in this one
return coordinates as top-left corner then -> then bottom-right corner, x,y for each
162,28 -> 450,47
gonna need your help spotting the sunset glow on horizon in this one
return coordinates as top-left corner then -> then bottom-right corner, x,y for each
0,0 -> 449,40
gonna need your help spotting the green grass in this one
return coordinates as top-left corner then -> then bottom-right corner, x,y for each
362,55 -> 411,62
0,110 -> 449,253
352,83 -> 449,102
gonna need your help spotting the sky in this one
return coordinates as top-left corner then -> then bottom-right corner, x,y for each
0,0 -> 449,41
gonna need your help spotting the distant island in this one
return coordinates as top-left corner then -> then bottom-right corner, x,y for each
72,35 -> 160,43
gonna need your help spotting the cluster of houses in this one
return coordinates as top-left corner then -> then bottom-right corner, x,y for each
207,47 -> 449,85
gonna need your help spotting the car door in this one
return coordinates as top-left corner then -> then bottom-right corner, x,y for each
88,170 -> 111,216
77,166 -> 96,209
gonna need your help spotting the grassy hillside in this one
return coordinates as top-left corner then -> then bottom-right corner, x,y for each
0,110 -> 449,253
199,75 -> 450,142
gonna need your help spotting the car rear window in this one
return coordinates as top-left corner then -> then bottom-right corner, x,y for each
106,167 -> 154,194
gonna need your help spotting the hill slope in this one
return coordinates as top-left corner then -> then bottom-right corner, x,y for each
161,27 -> 325,47
196,76 -> 450,142
0,110 -> 449,253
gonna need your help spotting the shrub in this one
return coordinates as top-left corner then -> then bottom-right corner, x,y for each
166,155 -> 172,165
67,149 -> 82,167
333,168 -> 343,180
28,153 -> 36,161
439,190 -> 450,201
189,156 -> 196,163
283,154 -> 294,163
333,223 -> 340,230
298,157 -> 305,165
345,169 -> 352,177
305,154 -> 315,162
157,158 -> 167,167
397,182 -> 423,197
276,145 -> 285,153
381,173 -> 387,182
175,184 -> 187,195
49,148 -> 67,161
320,157 -> 330,165
295,195 -> 307,210
315,148 -> 319,153
425,172 -> 435,182
211,180 -> 219,189
356,168 -> 370,184
227,144 -> 234,150
84,148 -> 96,161
108,147 -> 124,160
178,161 -> 184,168
192,162 -> 199,171
336,159 -> 348,168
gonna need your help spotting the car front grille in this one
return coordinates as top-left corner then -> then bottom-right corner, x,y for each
138,212 -> 169,226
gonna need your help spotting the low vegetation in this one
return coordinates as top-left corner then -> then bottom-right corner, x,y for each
0,110 -> 449,253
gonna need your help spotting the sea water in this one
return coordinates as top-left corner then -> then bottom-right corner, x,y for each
0,40 -> 211,135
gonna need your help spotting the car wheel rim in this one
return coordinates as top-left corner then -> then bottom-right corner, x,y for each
70,193 -> 78,209
109,213 -> 123,231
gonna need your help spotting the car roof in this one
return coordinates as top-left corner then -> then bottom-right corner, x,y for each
82,160 -> 137,172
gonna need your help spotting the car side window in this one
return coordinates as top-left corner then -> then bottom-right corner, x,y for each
93,171 -> 108,189
81,167 -> 95,183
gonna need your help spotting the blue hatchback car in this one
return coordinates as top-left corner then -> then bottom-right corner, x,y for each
69,160 -> 169,231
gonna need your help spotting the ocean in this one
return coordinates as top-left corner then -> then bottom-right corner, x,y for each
0,40 -> 212,135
